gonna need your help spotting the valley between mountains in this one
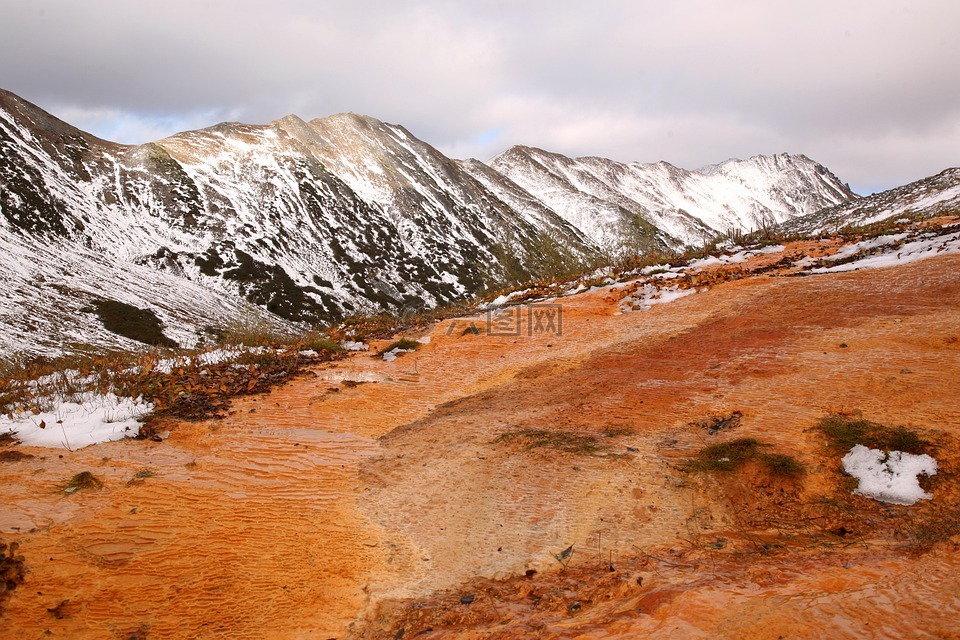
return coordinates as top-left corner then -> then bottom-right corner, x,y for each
2,219 -> 959,638
2,86 -> 960,639
1,87 -> 855,358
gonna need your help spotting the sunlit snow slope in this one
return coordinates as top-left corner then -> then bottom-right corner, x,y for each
490,146 -> 856,250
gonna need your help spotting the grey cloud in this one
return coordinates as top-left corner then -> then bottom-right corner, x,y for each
2,0 -> 958,193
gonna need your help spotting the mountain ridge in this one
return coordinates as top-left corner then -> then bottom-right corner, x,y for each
489,145 -> 855,248
0,86 -> 901,357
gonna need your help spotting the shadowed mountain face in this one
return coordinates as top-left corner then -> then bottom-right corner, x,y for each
0,87 -> 862,355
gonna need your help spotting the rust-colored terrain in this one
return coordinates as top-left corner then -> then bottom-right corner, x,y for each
2,232 -> 959,639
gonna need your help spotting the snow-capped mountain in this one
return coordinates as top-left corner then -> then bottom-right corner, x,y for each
0,89 -> 590,349
779,167 -> 960,235
489,146 -> 856,250
0,86 -> 860,356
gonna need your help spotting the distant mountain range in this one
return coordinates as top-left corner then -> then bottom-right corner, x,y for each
3,87 -> 954,357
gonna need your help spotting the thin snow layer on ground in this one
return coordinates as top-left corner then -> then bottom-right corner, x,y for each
818,233 -> 908,264
641,263 -> 672,275
382,348 -> 414,362
341,341 -> 369,351
2,392 -> 153,450
688,244 -> 785,269
152,346 -> 269,373
812,229 -> 960,274
856,183 -> 960,228
619,284 -> 698,313
841,444 -> 938,505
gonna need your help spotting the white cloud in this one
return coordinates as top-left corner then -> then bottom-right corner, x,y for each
49,106 -> 238,145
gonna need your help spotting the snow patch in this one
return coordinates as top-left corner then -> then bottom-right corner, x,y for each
619,284 -> 697,313
812,231 -> 960,274
484,289 -> 531,309
2,392 -> 153,450
687,244 -> 785,269
381,348 -> 414,362
841,444 -> 938,505
154,347 -> 268,373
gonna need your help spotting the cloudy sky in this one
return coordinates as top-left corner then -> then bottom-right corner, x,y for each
2,0 -> 958,194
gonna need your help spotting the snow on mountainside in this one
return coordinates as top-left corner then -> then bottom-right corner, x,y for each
490,146 -> 855,251
272,113 -> 593,278
0,86 -> 862,357
780,168 -> 960,235
0,88 -> 590,356
0,230 -> 289,358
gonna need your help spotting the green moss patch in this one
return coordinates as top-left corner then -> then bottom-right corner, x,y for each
814,414 -> 932,455
688,439 -> 806,476
689,437 -> 763,472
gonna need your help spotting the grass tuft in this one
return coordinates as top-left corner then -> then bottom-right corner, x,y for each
299,335 -> 343,354
688,438 -> 806,477
689,437 -> 763,472
378,338 -> 420,355
759,453 -> 806,477
814,413 -> 932,454
61,471 -> 104,493
212,318 -> 294,348
494,428 -> 605,456
126,468 -> 157,486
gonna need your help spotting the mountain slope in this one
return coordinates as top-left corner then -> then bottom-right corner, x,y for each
490,146 -> 856,251
0,89 -> 592,356
273,113 -> 595,281
1,86 -> 862,357
780,167 -> 960,234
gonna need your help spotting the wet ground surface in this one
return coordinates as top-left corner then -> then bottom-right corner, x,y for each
1,241 -> 959,638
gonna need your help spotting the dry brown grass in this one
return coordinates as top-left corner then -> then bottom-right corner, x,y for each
494,428 -> 606,456
61,471 -> 104,494
0,331 -> 347,429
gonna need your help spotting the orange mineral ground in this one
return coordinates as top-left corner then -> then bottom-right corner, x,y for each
2,246 -> 960,639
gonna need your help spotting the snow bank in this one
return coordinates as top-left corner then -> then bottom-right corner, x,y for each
687,244 -> 785,269
841,444 -> 938,505
154,346 -> 269,373
811,230 -> 960,274
619,284 -> 697,313
381,348 -> 414,362
1,392 -> 153,450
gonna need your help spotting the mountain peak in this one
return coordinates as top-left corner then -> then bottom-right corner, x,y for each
0,85 -> 871,358
490,147 -> 857,247
272,113 -> 309,128
308,111 -> 393,133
